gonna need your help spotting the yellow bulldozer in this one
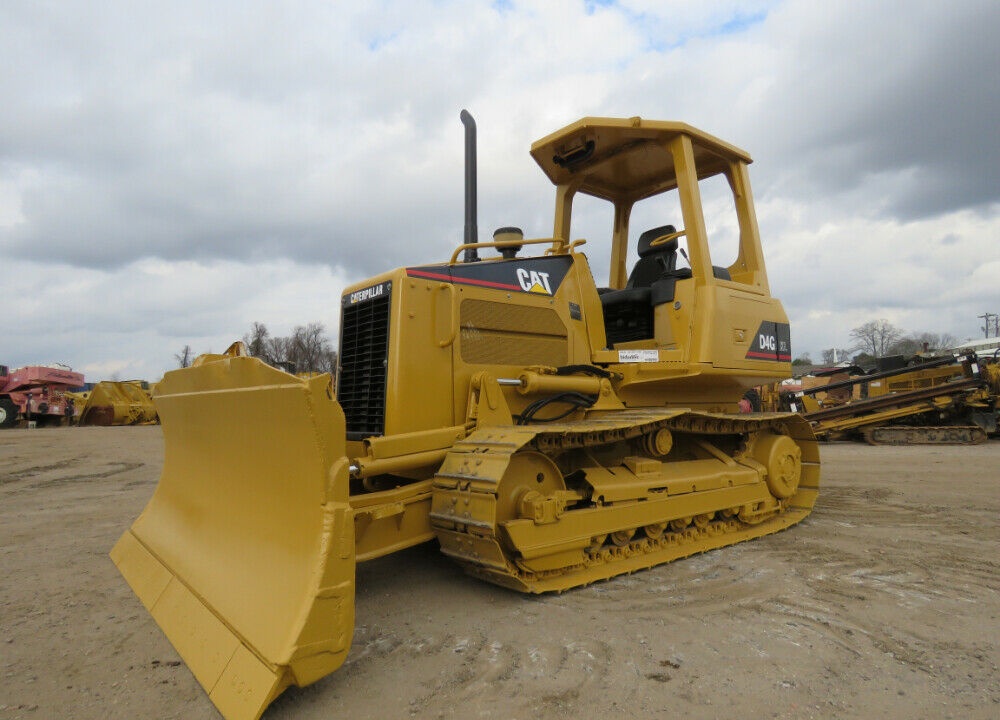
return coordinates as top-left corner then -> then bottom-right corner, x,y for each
112,113 -> 819,720
74,380 -> 158,426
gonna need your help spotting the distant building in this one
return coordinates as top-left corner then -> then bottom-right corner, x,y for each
952,337 -> 1000,356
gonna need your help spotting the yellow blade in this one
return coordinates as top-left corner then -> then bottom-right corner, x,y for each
111,356 -> 354,720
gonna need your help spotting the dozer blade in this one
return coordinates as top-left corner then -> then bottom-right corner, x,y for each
111,355 -> 354,720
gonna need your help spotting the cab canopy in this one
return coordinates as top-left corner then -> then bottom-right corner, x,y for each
531,116 -> 765,292
531,117 -> 751,204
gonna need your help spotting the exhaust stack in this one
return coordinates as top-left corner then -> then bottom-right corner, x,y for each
460,109 -> 479,262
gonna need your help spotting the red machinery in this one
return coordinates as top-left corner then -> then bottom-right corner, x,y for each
0,364 -> 85,428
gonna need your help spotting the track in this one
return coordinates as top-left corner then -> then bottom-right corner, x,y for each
863,425 -> 987,445
430,410 -> 819,592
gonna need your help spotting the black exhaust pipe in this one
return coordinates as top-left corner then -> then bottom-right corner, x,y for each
460,109 -> 479,263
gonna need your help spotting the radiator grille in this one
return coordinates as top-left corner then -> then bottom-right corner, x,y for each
338,285 -> 391,439
460,299 -> 568,366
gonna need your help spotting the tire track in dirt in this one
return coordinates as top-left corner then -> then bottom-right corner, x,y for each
2,461 -> 145,492
323,619 -> 616,718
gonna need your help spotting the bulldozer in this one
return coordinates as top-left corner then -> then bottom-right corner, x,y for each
74,380 -> 159,426
112,113 -> 819,720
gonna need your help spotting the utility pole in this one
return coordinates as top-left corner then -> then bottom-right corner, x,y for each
979,312 -> 999,338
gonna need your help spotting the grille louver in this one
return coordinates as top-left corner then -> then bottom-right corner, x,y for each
460,299 -> 568,366
338,283 -> 391,440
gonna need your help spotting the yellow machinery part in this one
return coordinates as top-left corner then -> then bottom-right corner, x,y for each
431,411 -> 818,593
78,380 -> 158,426
111,356 -> 355,720
110,115 -> 826,720
863,425 -> 987,445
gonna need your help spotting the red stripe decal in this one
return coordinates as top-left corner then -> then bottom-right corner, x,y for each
746,351 -> 792,361
406,268 -> 522,292
406,269 -> 453,282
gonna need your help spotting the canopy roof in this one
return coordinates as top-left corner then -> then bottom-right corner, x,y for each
530,117 -> 752,204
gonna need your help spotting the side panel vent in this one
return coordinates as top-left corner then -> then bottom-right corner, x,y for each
460,299 -> 567,367
338,283 -> 391,440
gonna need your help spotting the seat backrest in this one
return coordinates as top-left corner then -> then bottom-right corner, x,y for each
626,225 -> 678,289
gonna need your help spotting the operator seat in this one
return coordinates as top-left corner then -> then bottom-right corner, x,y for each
600,225 -> 685,346
627,224 -> 680,288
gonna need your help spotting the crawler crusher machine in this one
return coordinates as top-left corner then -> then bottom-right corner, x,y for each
112,113 -> 819,720
786,353 -> 995,444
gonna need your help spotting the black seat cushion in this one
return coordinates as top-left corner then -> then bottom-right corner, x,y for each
600,287 -> 650,306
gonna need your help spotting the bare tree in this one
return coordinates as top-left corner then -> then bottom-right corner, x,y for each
321,348 -> 338,376
267,335 -> 293,371
243,322 -> 274,364
285,323 -> 338,374
940,332 -> 960,351
242,321 -> 337,375
887,331 -> 960,357
174,345 -> 194,368
849,320 -> 902,358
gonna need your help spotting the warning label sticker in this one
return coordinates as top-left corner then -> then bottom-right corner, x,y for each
618,349 -> 659,363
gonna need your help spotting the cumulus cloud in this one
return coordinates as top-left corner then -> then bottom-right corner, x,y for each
2,255 -> 350,380
1,0 -> 997,379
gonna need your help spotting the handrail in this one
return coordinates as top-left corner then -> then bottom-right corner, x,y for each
649,228 -> 687,247
448,237 -> 563,265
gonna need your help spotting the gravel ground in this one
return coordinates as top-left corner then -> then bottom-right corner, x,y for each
1,426 -> 998,719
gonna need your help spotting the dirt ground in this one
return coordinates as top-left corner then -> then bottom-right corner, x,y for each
1,426 -> 998,720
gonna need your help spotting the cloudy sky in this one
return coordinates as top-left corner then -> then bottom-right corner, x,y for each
2,0 -> 998,381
